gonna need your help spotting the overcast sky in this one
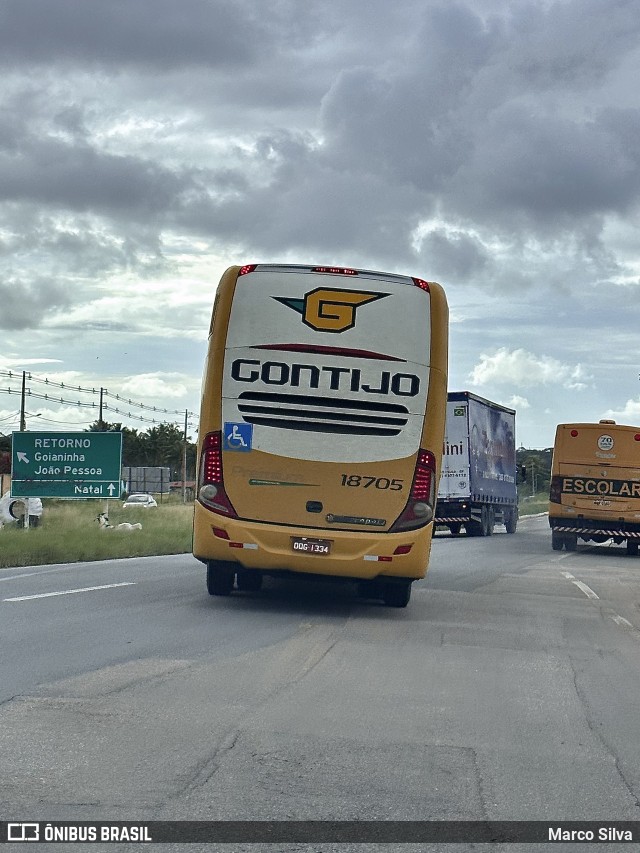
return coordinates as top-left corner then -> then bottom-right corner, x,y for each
1,0 -> 639,449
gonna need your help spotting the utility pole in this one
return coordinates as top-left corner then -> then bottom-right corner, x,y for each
98,387 -> 105,430
530,458 -> 537,496
19,371 -> 26,431
182,409 -> 188,504
19,371 -> 30,529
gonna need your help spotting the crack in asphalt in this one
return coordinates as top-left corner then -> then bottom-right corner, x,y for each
568,654 -> 640,811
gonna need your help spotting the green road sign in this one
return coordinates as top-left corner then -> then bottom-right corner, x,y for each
11,431 -> 123,499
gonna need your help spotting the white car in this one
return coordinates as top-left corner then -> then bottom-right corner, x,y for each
122,493 -> 158,509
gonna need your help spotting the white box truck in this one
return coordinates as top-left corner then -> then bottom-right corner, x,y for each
435,391 -> 519,536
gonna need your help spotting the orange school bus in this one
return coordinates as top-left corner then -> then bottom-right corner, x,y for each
193,263 -> 448,607
549,420 -> 640,555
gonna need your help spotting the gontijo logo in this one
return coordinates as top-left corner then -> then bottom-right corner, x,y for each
274,288 -> 388,333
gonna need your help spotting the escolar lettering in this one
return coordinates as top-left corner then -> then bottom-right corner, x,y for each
561,478 -> 640,498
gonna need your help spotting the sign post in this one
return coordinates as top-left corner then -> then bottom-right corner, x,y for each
11,432 -> 123,500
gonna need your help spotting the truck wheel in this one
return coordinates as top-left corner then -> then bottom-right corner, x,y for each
627,541 -> 639,556
206,561 -> 235,596
505,508 -> 518,534
481,505 -> 494,537
564,536 -> 577,552
449,523 -> 462,536
236,570 -> 263,592
382,582 -> 412,608
465,521 -> 482,537
551,531 -> 564,551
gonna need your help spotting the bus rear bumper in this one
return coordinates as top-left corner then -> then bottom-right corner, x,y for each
193,504 -> 433,580
549,515 -> 640,542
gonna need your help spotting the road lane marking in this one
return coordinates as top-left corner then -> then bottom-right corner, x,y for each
560,570 -> 599,599
0,570 -> 67,582
571,580 -> 599,600
559,570 -> 637,633
611,615 -> 634,630
3,582 -> 136,602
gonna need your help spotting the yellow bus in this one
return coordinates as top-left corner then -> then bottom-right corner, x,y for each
549,420 -> 640,555
193,264 -> 448,607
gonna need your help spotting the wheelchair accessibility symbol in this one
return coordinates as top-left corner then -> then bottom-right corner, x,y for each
223,422 -> 253,452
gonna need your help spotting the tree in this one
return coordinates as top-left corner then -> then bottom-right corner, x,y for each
516,447 -> 552,496
86,420 -> 197,478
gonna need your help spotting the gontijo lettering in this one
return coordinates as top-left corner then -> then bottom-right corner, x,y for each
562,478 -> 640,497
231,359 -> 420,397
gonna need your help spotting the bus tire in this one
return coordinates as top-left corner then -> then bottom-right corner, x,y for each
236,570 -> 263,592
206,561 -> 235,596
382,581 -> 411,608
551,531 -> 564,551
357,580 -> 383,599
505,507 -> 518,534
627,540 -> 639,556
564,535 -> 577,552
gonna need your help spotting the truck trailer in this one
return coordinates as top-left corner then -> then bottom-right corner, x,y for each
435,391 -> 519,537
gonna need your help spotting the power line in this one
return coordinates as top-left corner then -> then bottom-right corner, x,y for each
0,370 -> 198,431
0,370 -> 197,420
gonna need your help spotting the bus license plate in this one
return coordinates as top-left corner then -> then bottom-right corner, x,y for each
291,537 -> 332,555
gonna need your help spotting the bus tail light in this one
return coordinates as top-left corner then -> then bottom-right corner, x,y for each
239,264 -> 257,276
412,278 -> 431,292
389,449 -> 436,532
198,432 -> 238,518
549,476 -> 562,504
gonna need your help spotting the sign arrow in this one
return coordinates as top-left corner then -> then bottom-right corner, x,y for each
17,452 -> 30,464
108,483 -> 117,496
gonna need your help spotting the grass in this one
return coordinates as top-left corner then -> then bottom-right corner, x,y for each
519,492 -> 549,516
0,498 -> 194,569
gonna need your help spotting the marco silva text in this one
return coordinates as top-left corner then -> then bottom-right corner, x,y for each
549,826 -> 635,842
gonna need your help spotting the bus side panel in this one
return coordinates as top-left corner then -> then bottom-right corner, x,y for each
198,265 -> 240,436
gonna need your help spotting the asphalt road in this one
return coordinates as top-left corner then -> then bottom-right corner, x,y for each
1,515 -> 639,852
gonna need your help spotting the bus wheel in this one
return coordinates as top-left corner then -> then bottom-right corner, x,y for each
236,570 -> 263,592
564,536 -> 577,552
206,561 -> 235,596
551,531 -> 564,551
382,582 -> 411,608
627,541 -> 639,556
357,580 -> 383,599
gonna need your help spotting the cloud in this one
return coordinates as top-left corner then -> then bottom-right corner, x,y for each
507,395 -> 531,410
0,277 -> 72,329
0,0 -> 639,446
0,0 -> 264,69
602,398 -> 640,426
118,373 -> 195,400
469,347 -> 592,390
